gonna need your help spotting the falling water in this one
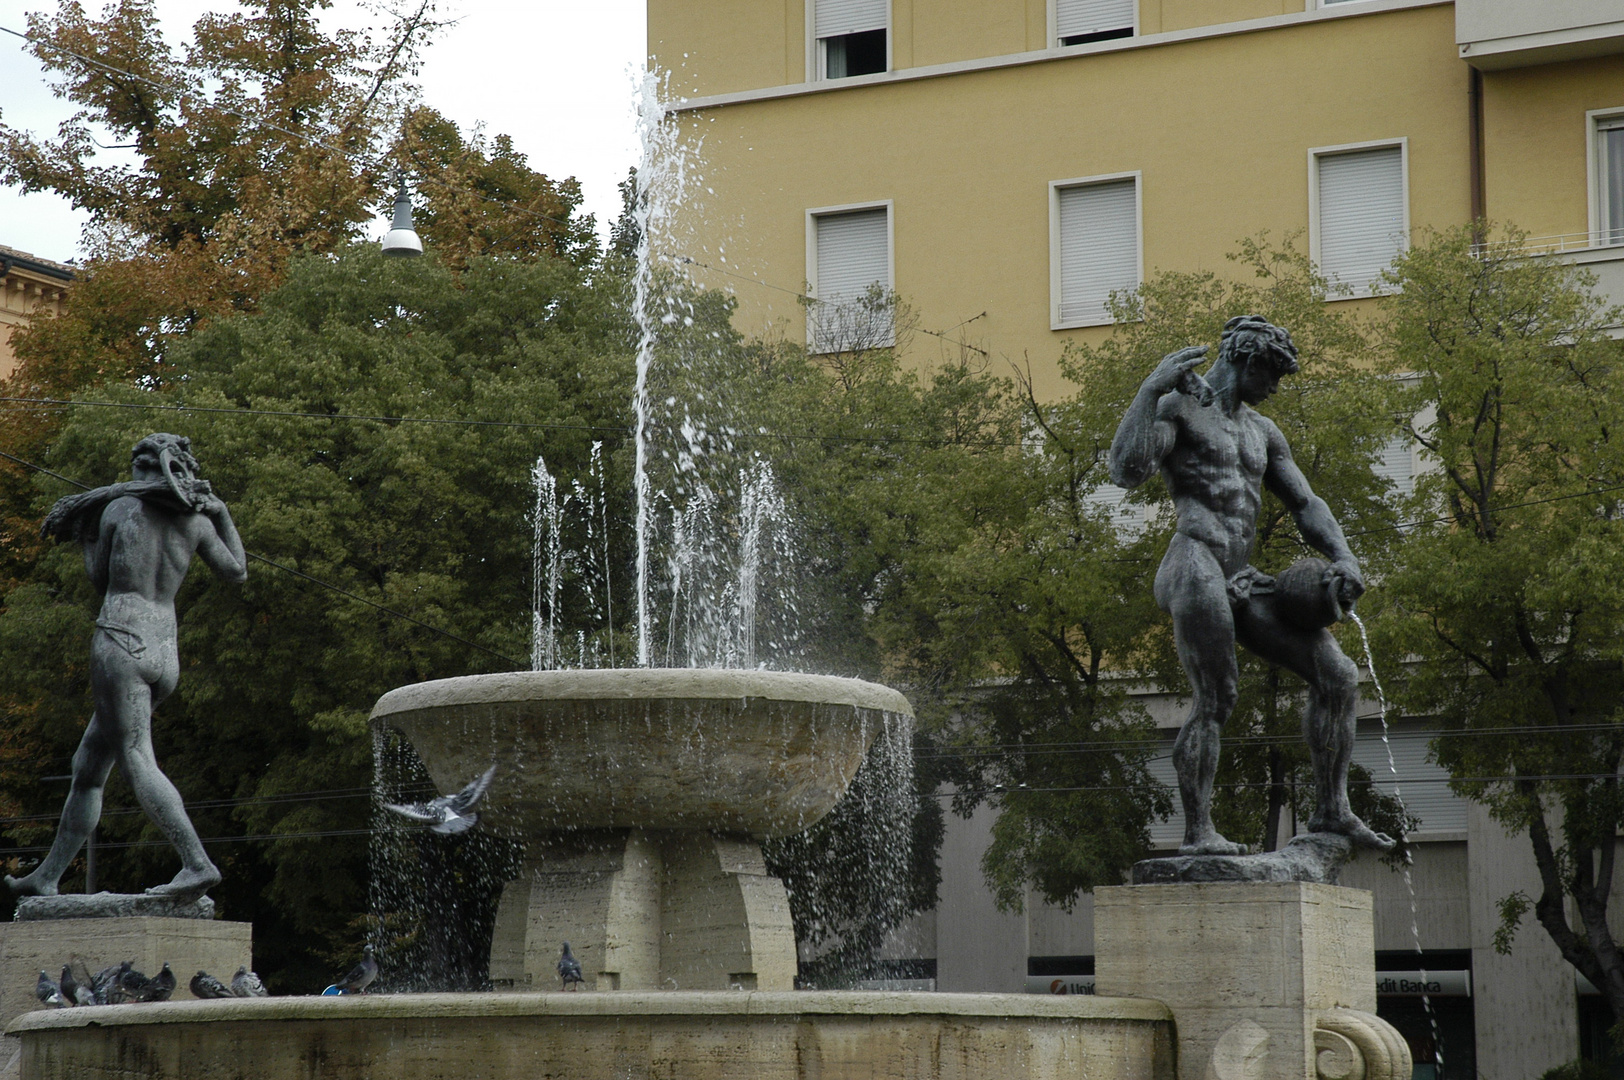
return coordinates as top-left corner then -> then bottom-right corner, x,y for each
530,457 -> 562,671
631,67 -> 696,667
1350,611 -> 1445,1077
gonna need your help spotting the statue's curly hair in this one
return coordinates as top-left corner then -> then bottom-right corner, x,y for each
131,433 -> 200,475
1219,315 -> 1299,377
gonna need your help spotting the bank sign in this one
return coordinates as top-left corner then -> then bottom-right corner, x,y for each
1027,971 -> 1471,997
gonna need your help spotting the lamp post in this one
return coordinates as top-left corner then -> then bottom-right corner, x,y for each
380,169 -> 423,257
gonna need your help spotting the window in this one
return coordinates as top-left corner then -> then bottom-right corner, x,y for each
1311,142 -> 1407,296
815,0 -> 888,79
1051,174 -> 1140,328
808,204 -> 892,352
1375,435 -> 1416,500
1592,110 -> 1624,245
1054,0 -> 1133,46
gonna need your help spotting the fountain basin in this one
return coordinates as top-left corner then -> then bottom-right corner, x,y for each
8,991 -> 1175,1080
370,669 -> 913,837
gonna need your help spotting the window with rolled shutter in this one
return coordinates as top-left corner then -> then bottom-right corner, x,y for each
1056,0 -> 1134,44
1054,177 -> 1139,327
811,207 -> 892,353
1374,434 -> 1415,500
1315,145 -> 1406,295
816,0 -> 888,78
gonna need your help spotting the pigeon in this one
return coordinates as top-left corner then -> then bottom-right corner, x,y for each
35,970 -> 63,1008
59,964 -> 89,1007
382,765 -> 496,835
190,971 -> 234,999
92,961 -> 131,1005
144,963 -> 176,1003
557,942 -> 583,991
231,966 -> 267,998
324,944 -> 378,995
120,966 -> 152,1002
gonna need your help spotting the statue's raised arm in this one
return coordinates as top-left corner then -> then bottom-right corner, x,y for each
1108,345 -> 1210,490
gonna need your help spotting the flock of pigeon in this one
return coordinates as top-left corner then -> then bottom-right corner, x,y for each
35,961 -> 265,1007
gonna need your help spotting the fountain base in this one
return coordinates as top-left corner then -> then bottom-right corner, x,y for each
489,828 -> 795,992
8,991 -> 1175,1080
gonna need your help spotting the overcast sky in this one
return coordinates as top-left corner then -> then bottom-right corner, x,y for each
0,0 -> 647,263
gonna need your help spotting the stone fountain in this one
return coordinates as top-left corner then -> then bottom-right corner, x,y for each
369,667 -> 908,992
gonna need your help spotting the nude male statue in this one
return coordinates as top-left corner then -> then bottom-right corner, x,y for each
1109,316 -> 1395,856
8,434 -> 246,899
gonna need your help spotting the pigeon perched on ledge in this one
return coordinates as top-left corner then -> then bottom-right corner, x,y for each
92,961 -> 130,1005
35,970 -> 62,1008
231,966 -> 266,998
59,964 -> 90,1007
382,766 -> 496,835
190,971 -> 233,999
145,963 -> 176,1003
323,944 -> 378,995
557,943 -> 583,991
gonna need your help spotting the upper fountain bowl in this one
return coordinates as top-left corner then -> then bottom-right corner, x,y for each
369,669 -> 913,837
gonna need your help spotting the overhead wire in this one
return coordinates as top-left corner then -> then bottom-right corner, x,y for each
0,447 -> 525,668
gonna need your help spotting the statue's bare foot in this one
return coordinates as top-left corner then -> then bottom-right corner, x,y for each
1179,831 -> 1251,857
1307,813 -> 1397,853
145,865 -> 220,898
5,872 -> 58,898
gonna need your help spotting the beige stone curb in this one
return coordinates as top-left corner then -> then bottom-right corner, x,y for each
8,990 -> 1169,1034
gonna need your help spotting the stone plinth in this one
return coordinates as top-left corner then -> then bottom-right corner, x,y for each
1094,882 -> 1410,1080
489,829 -> 795,992
8,991 -> 1175,1080
0,916 -> 251,1030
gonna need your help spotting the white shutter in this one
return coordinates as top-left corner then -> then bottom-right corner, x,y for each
816,0 -> 887,38
813,208 -> 891,351
1317,146 -> 1405,294
1056,0 -> 1133,39
1374,435 -> 1415,499
1057,179 -> 1138,325
1601,119 -> 1624,244
1352,728 -> 1467,834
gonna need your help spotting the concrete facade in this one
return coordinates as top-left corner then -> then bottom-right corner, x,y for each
648,1 -> 1624,398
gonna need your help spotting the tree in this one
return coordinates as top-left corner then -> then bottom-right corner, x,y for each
0,0 -> 447,587
398,107 -> 596,269
1365,224 -> 1624,1032
0,246 -> 634,989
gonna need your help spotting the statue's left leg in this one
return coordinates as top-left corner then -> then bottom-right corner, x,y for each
1236,605 -> 1395,853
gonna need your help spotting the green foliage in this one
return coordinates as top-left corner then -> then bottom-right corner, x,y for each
1363,222 -> 1624,1023
0,247 -> 632,989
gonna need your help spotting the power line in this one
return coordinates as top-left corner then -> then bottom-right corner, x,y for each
676,256 -> 991,358
0,447 -> 524,668
0,396 -> 627,434
936,770 -> 1623,799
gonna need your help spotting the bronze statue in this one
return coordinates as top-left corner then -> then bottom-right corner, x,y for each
1109,316 -> 1395,857
8,434 -> 246,899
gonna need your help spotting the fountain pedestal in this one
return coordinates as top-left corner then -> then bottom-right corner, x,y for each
370,669 -> 913,991
489,829 -> 795,992
1095,882 -> 1410,1080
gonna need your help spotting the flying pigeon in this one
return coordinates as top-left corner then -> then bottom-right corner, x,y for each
58,964 -> 89,1007
231,966 -> 267,998
382,766 -> 496,835
144,963 -> 176,1003
35,970 -> 63,1008
557,942 -> 583,991
323,944 -> 378,995
190,971 -> 234,999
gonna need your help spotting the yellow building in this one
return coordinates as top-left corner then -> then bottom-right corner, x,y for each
0,244 -> 74,381
651,0 -> 1624,399
648,3 -> 1624,1073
